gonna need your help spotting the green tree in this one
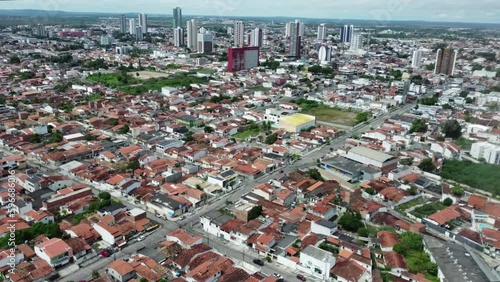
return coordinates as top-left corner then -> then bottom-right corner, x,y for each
139,278 -> 148,282
442,119 -> 462,139
98,192 -> 111,200
355,112 -> 370,124
204,126 -> 214,133
451,186 -> 465,196
248,205 -> 263,221
265,133 -> 278,144
408,186 -> 419,196
418,158 -> 436,173
400,158 -> 413,166
443,197 -> 453,206
29,134 -> 42,143
117,124 -> 130,134
10,55 -> 21,64
306,168 -> 325,181
393,232 -> 424,256
338,212 -> 364,232
410,119 -> 428,133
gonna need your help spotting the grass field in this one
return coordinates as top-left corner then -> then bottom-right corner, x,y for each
196,68 -> 216,74
301,105 -> 357,126
233,128 -> 261,139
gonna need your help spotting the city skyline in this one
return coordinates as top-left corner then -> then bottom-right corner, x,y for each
0,0 -> 499,23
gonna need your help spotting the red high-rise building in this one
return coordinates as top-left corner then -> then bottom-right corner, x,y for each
227,47 -> 260,72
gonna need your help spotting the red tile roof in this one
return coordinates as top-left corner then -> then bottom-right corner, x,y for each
377,231 -> 400,249
467,194 -> 488,209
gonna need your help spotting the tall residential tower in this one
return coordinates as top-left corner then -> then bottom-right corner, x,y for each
434,48 -> 457,76
119,14 -> 127,33
187,19 -> 198,51
288,20 -> 301,58
234,21 -> 245,47
317,24 -> 326,40
138,13 -> 147,34
173,7 -> 182,28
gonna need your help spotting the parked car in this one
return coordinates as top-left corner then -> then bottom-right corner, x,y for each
137,235 -> 146,241
181,216 -> 187,220
274,273 -> 283,279
296,274 -> 306,281
100,250 -> 110,257
253,259 -> 264,266
155,213 -> 162,218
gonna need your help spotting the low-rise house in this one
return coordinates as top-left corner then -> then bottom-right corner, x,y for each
377,231 -> 400,252
34,238 -> 73,267
166,229 -> 203,249
107,259 -> 136,282
330,259 -> 370,282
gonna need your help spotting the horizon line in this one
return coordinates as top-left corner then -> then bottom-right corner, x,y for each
0,8 -> 499,25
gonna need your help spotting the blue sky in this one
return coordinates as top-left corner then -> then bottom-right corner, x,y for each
1,0 -> 499,23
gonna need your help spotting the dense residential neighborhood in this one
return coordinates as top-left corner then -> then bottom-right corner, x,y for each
0,5 -> 499,282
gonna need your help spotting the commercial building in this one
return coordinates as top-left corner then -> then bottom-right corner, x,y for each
227,46 -> 260,72
187,19 -> 198,51
119,14 -> 127,33
234,21 -> 245,47
317,23 -> 326,40
288,20 -> 302,58
341,146 -> 399,172
173,27 -> 184,47
412,49 -> 423,68
299,245 -> 336,280
340,25 -> 354,43
434,47 -> 457,76
197,32 -> 213,54
138,13 -> 147,34
471,142 -> 500,164
279,113 -> 316,133
173,7 -> 182,28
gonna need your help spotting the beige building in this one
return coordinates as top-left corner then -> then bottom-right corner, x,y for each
279,113 -> 316,133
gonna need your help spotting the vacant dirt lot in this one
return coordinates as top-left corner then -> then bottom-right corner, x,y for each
129,71 -> 170,80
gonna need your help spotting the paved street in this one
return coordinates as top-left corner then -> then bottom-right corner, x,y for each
0,102 -> 415,282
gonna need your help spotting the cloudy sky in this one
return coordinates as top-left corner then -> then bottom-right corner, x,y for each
1,0 -> 499,23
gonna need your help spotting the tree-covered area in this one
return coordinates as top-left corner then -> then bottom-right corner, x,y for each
83,58 -> 109,69
441,160 -> 500,196
306,168 -> 325,181
418,158 -> 436,173
338,211 -> 364,232
0,222 -> 62,248
419,97 -> 438,105
355,112 -> 371,124
442,119 -> 462,139
410,119 -> 428,133
393,232 -> 439,281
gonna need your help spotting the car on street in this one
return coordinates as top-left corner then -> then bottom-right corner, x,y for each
100,250 -> 110,257
253,259 -> 264,266
296,274 -> 306,281
274,273 -> 283,279
181,216 -> 187,220
155,213 -> 162,218
137,235 -> 146,241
